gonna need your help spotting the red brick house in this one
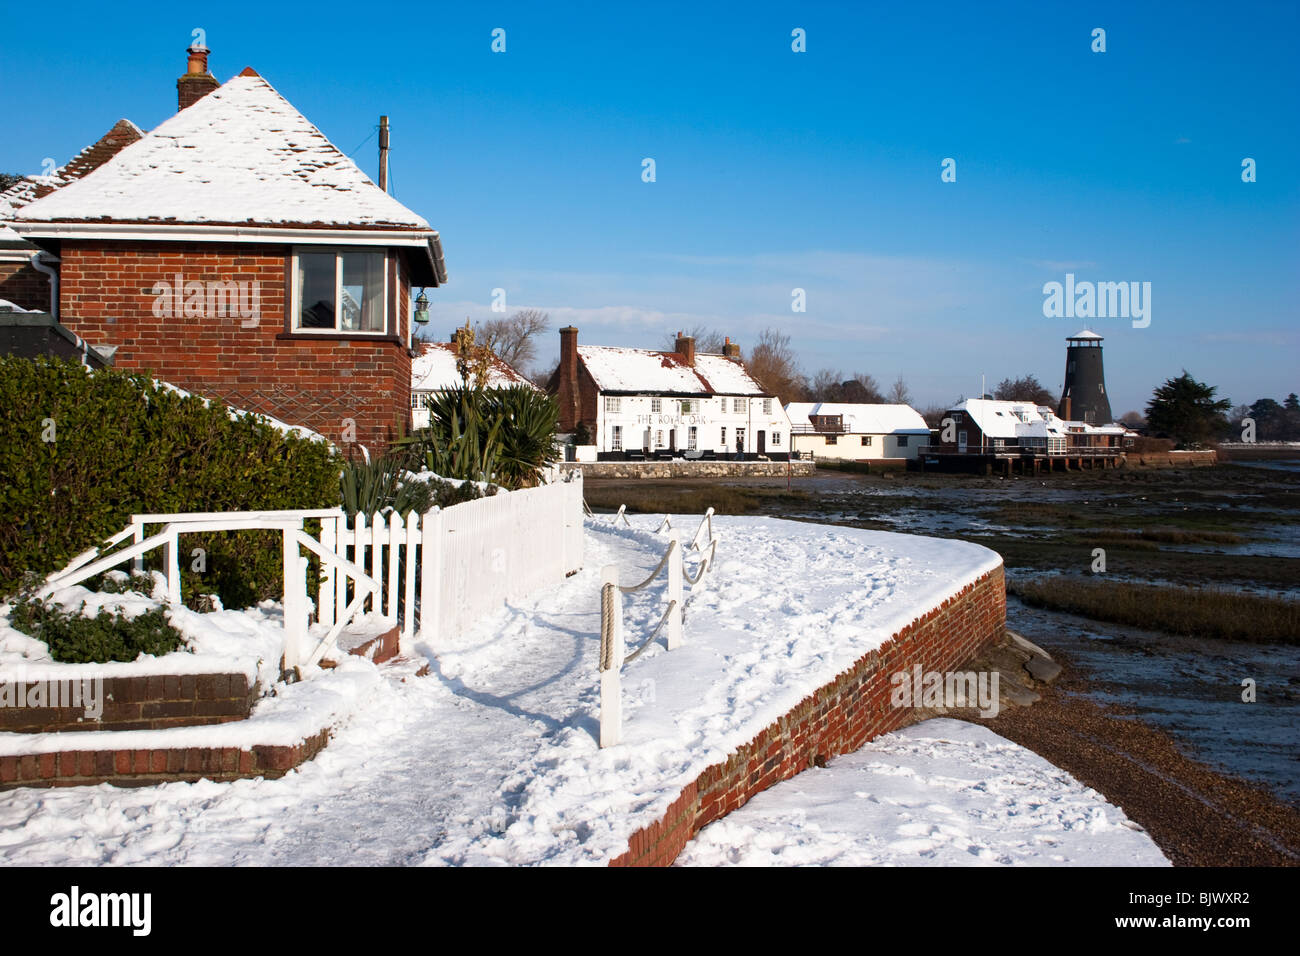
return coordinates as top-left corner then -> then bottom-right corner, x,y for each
4,47 -> 447,454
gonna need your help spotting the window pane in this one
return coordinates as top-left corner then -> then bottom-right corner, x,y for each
298,253 -> 336,328
342,252 -> 386,332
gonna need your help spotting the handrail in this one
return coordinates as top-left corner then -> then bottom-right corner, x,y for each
598,505 -> 721,747
619,540 -> 676,594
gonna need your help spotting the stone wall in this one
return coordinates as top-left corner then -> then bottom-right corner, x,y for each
561,460 -> 816,479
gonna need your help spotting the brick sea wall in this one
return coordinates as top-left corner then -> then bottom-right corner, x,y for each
609,564 -> 1006,866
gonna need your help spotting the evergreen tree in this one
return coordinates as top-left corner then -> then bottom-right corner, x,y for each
1144,371 -> 1231,448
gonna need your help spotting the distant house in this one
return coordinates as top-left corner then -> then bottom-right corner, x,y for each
410,330 -> 538,428
547,328 -> 792,460
2,45 -> 447,455
928,399 -> 1132,455
785,402 -> 930,461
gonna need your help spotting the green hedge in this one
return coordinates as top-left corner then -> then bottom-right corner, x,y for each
0,357 -> 341,606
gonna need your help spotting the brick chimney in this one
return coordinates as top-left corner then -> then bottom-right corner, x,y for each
178,45 -> 219,111
722,336 -> 741,360
555,326 -> 582,432
674,331 -> 696,367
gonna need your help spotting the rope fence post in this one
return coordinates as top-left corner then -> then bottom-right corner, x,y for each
599,564 -> 623,748
667,530 -> 683,650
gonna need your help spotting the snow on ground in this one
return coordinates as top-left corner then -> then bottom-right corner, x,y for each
0,516 -> 1155,866
676,718 -> 1167,866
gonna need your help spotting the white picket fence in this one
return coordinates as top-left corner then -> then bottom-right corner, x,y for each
40,473 -> 585,672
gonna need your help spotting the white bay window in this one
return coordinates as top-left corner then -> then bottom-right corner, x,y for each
293,248 -> 388,334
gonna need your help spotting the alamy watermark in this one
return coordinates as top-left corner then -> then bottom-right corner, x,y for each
1042,273 -> 1151,328
890,665 -> 1000,718
0,671 -> 104,719
150,274 -> 259,328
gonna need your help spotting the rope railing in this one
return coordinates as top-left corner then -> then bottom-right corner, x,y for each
598,508 -> 721,748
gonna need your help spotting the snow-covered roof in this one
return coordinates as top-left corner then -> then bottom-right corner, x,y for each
12,73 -> 432,231
785,402 -> 930,435
577,346 -> 768,396
411,342 -> 538,393
1068,329 -> 1103,340
1,119 -> 145,252
951,399 -> 1049,439
952,398 -> 1130,437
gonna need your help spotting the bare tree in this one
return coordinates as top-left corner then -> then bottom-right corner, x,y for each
480,309 -> 550,374
662,325 -> 727,354
744,328 -> 806,401
888,375 -> 911,405
993,374 -> 1056,407
809,370 -> 885,403
919,404 -> 948,428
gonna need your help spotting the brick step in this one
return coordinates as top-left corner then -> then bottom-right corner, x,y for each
0,672 -> 259,734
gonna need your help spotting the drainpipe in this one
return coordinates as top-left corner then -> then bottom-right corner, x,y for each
30,251 -> 59,318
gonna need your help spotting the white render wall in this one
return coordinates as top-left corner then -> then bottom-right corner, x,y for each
791,432 -> 925,461
595,394 -> 792,455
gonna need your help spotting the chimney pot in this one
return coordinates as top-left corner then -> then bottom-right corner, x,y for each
178,44 -> 220,111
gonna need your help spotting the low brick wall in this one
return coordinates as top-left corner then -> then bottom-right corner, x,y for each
1127,450 -> 1218,468
0,729 -> 330,790
0,672 -> 259,734
609,564 -> 1006,866
561,460 -> 816,479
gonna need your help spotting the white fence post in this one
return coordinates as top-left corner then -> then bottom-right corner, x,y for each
419,507 -> 442,644
599,564 -> 623,749
281,528 -> 304,673
402,510 -> 418,652
163,526 -> 181,604
386,511 -> 401,625
131,519 -> 145,575
667,532 -> 683,650
319,514 -> 336,628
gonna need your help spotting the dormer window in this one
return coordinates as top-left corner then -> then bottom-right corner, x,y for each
292,247 -> 388,334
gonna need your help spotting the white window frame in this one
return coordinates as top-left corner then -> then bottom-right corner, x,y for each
605,396 -> 622,414
651,398 -> 662,414
290,246 -> 389,335
762,398 -> 772,415
861,435 -> 872,446
772,432 -> 781,446
721,427 -> 727,445
687,426 -> 697,450
611,425 -> 623,451
732,398 -> 744,414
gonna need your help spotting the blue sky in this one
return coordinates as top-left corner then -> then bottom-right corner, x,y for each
2,0 -> 1296,413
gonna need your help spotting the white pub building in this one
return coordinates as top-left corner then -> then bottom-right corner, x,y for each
547,328 -> 792,460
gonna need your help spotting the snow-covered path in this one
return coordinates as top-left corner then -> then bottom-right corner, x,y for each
0,515 -> 1162,866
0,522 -> 656,866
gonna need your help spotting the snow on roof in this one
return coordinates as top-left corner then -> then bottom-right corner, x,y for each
952,398 -> 1049,439
13,74 -> 433,231
954,398 -> 1129,436
411,342 -> 538,393
786,402 -> 930,434
1068,329 -> 1103,340
578,346 -> 768,396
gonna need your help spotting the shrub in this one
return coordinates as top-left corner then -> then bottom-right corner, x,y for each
401,385 -> 559,489
339,453 -> 485,518
7,596 -> 187,663
0,357 -> 341,606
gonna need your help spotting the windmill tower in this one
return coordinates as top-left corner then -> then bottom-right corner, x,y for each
1058,330 -> 1112,424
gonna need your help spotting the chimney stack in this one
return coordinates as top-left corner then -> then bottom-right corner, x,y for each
177,44 -> 219,111
674,332 -> 696,367
722,335 -> 741,360
555,326 -> 581,432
